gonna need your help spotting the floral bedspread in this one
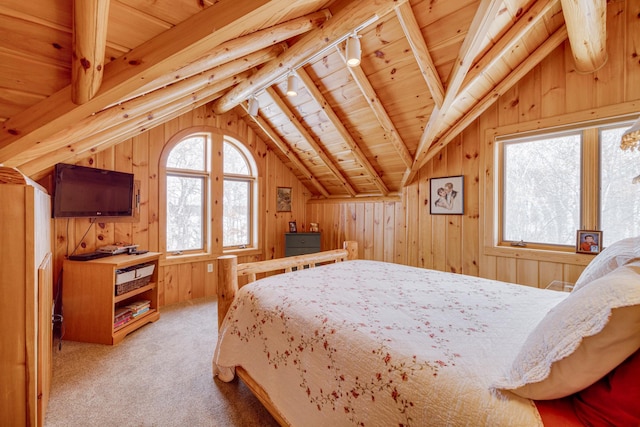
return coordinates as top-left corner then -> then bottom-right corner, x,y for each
213,260 -> 568,426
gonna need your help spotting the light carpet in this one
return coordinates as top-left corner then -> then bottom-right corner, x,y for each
44,297 -> 278,427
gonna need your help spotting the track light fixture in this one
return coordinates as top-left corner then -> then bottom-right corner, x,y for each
286,73 -> 298,97
346,32 -> 361,67
248,96 -> 259,116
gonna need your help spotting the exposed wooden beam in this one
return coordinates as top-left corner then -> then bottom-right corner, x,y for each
409,0 -> 503,179
72,0 -> 110,104
395,2 -> 444,108
19,73 -> 251,176
461,0 -> 560,90
7,45 -> 285,168
213,0 -> 409,114
264,87 -> 357,197
336,45 -> 413,170
295,68 -> 389,196
124,10 -> 331,102
560,0 -> 607,73
241,102 -> 330,198
403,25 -> 569,186
0,0 -> 307,164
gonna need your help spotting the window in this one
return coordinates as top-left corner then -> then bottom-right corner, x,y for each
166,135 -> 208,253
499,119 -> 640,249
222,140 -> 256,248
164,132 -> 258,255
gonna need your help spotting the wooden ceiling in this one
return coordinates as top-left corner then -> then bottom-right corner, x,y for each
0,0 -> 606,197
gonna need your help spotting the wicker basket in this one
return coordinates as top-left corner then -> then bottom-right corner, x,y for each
115,275 -> 152,296
115,263 -> 155,296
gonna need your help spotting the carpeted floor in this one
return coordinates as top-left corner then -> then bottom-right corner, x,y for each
44,297 -> 278,427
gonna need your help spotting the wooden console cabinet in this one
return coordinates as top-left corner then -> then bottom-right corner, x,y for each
62,252 -> 160,345
285,232 -> 321,257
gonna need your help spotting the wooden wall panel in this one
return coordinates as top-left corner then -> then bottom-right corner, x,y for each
52,104 -> 308,308
50,1 -> 640,306
306,1 -> 640,290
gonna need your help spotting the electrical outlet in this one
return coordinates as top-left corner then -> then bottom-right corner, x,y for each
207,263 -> 213,273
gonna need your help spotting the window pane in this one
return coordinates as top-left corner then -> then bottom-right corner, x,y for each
166,175 -> 203,251
503,134 -> 581,245
223,179 -> 249,246
167,136 -> 205,171
600,126 -> 640,245
223,142 -> 249,175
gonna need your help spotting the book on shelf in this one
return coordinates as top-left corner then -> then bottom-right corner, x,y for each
131,306 -> 150,317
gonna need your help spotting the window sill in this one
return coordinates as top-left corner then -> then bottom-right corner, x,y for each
159,247 -> 263,267
223,247 -> 262,257
483,245 -> 594,266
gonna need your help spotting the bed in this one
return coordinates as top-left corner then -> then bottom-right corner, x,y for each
213,240 -> 640,426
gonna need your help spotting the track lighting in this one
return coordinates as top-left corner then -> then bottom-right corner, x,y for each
346,32 -> 361,67
286,73 -> 298,97
248,96 -> 259,116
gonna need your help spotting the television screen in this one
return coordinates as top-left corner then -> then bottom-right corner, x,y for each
53,163 -> 134,218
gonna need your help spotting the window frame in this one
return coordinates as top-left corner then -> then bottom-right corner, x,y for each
484,112 -> 638,264
165,133 -> 211,256
222,137 -> 258,250
160,128 -> 260,260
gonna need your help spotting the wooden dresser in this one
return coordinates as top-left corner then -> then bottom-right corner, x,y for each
0,167 -> 52,427
285,232 -> 321,257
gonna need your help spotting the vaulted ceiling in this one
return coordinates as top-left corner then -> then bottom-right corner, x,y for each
0,0 -> 606,197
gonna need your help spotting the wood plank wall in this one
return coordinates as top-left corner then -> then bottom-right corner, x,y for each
52,105 -> 310,307
308,0 -> 640,288
51,0 -> 640,307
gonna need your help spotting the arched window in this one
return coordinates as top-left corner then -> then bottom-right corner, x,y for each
164,131 -> 258,255
223,138 -> 257,248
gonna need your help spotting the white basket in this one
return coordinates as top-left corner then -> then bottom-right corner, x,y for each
115,263 -> 155,285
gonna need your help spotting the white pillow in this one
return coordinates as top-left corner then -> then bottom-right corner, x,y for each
493,261 -> 640,400
573,236 -> 640,292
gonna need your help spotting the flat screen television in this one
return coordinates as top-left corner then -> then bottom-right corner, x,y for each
53,163 -> 135,218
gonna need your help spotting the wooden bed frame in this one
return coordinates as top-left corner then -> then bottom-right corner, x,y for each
215,240 -> 358,426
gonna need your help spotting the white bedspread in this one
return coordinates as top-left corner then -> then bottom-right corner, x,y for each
213,260 -> 568,426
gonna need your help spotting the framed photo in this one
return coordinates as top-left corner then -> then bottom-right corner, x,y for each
576,230 -> 602,254
430,175 -> 464,215
289,221 -> 297,233
276,187 -> 292,212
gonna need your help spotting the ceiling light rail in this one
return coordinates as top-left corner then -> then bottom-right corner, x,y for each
244,14 -> 379,114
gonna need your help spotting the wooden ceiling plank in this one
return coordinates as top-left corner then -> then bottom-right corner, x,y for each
213,0 -> 410,114
264,86 -> 357,197
125,10 -> 331,102
409,0 -> 503,179
295,67 -> 389,196
403,24 -> 569,186
0,0 -> 304,164
18,73 -> 250,175
336,46 -> 413,170
395,2 -> 444,108
560,0 -> 607,73
72,0 -> 110,104
242,102 -> 330,198
461,0 -> 559,91
7,46 -> 284,168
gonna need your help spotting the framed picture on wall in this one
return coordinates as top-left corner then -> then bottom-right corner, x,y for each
430,175 -> 464,215
576,230 -> 602,254
276,187 -> 292,212
289,221 -> 297,233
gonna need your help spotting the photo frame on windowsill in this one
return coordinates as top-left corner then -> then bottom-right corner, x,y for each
430,175 -> 464,215
576,230 -> 602,254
